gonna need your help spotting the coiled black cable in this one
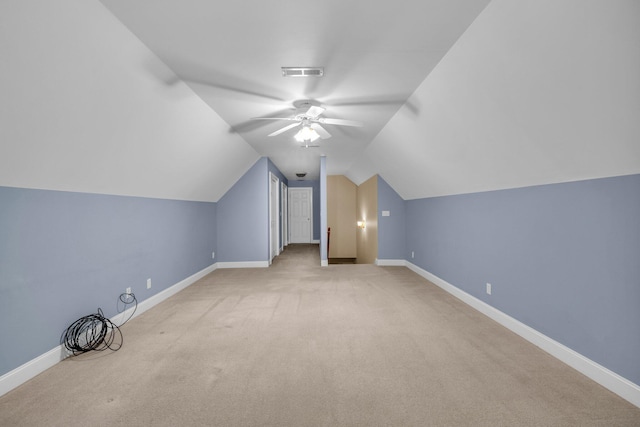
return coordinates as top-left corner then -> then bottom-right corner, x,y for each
61,292 -> 137,355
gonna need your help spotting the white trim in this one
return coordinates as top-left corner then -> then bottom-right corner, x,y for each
6,260 -> 637,408
281,181 -> 288,250
269,173 -> 280,264
288,187 -> 313,244
116,263 -> 218,325
375,259 -> 406,266
217,261 -> 269,269
312,239 -> 320,244
0,346 -> 67,398
321,259 -> 329,267
0,262 -> 218,398
405,261 -> 640,409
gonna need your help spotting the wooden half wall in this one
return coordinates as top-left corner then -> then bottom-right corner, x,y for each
327,175 -> 357,258
327,174 -> 378,263
356,175 -> 378,264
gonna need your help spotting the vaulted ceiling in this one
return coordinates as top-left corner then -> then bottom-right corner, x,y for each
1,1 -> 638,202
98,0 -> 491,182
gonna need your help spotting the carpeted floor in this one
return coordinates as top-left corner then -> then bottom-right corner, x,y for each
1,244 -> 639,426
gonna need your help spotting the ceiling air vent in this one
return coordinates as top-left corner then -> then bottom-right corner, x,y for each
282,67 -> 324,77
296,172 -> 307,178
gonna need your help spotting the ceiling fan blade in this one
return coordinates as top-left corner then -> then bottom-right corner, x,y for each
231,108 -> 297,134
305,105 -> 325,118
268,122 -> 301,137
251,117 -> 298,121
185,78 -> 286,101
162,62 -> 288,102
310,123 -> 332,139
325,95 -> 420,116
317,117 -> 363,127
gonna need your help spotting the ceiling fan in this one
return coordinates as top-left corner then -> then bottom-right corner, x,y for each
250,100 -> 363,142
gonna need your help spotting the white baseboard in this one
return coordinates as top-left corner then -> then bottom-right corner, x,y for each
375,259 -> 406,266
312,239 -> 320,244
0,346 -> 67,398
321,259 -> 328,267
5,260 -> 638,408
0,262 -> 218,398
217,261 -> 269,269
405,261 -> 640,409
115,262 -> 218,325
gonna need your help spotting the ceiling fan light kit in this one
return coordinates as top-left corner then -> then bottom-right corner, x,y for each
294,126 -> 320,142
251,99 -> 363,141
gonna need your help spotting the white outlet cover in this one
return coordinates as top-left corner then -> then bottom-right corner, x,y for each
486,283 -> 492,295
147,278 -> 151,289
382,210 -> 390,217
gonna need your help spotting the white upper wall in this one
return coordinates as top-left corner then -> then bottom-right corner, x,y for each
0,0 -> 260,202
348,0 -> 640,199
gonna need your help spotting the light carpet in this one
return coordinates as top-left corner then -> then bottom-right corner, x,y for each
1,244 -> 638,426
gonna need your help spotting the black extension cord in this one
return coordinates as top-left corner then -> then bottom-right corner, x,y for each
61,292 -> 137,355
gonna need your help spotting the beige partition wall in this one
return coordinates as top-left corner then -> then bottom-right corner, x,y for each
327,175 -> 357,259
356,175 -> 378,264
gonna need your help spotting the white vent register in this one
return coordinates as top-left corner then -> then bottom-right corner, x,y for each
282,67 -> 324,77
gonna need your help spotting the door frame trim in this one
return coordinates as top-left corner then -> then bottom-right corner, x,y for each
281,181 -> 288,250
269,173 -> 280,263
288,187 -> 313,244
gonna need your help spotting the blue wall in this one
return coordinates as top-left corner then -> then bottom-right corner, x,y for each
217,157 -> 287,262
288,179 -> 320,241
377,176 -> 406,260
5,165 -> 637,390
1,156 -> 290,378
0,186 -> 217,377
217,158 -> 269,263
405,174 -> 640,385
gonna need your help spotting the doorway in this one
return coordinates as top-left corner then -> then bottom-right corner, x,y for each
281,181 -> 288,251
269,173 -> 280,263
288,187 -> 312,244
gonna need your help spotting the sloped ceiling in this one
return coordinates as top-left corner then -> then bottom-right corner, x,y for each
0,0 -> 260,202
348,0 -> 640,199
1,1 -> 638,203
97,0 -> 491,183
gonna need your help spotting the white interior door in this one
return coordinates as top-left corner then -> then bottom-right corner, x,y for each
288,187 -> 312,244
281,182 -> 288,249
269,173 -> 280,263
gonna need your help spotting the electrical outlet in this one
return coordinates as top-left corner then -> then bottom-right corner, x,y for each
486,283 -> 492,295
212,251 -> 215,259
147,278 -> 151,289
126,287 -> 132,295
411,251 -> 415,259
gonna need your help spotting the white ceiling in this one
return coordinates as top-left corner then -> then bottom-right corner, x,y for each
349,0 -> 640,199
1,0 -> 262,202
2,1 -> 638,202
98,0 -> 491,181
